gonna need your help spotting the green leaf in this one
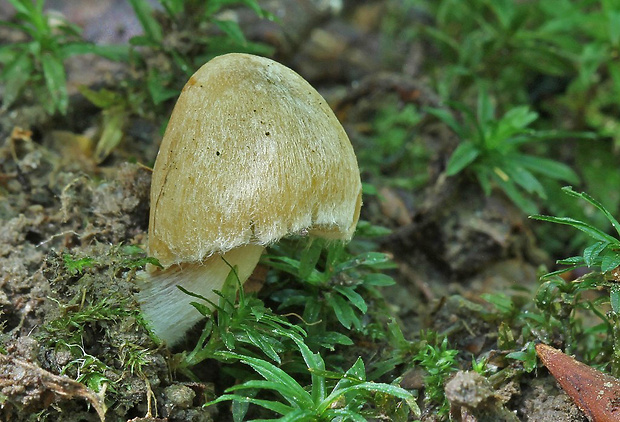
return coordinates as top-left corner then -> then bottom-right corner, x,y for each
355,220 -> 392,237
95,106 -> 127,163
128,35 -> 160,47
446,141 -> 480,176
217,351 -> 315,409
475,166 -> 493,196
425,107 -> 464,137
302,297 -> 321,323
556,256 -> 586,266
328,358 -> 366,396
344,357 -> 366,381
244,330 -> 282,363
147,75 -> 179,105
299,239 -> 324,280
561,186 -> 620,239
325,242 -> 346,271
63,253 -> 95,275
205,393 -> 295,416
238,0 -> 272,18
611,285 -> 620,313
529,215 -> 619,244
322,409 -> 367,422
334,286 -> 367,313
513,154 -> 580,184
330,294 -> 360,330
7,0 -> 35,15
0,52 -> 33,110
232,394 -> 251,422
362,182 -> 378,196
362,273 -> 395,286
583,241 -> 608,267
128,0 -> 163,43
275,408 -> 318,422
492,171 -> 539,214
312,331 -> 353,349
481,293 -> 515,315
213,19 -> 247,46
310,366 -> 363,383
607,9 -> 620,46
288,335 -> 326,405
335,252 -> 392,272
503,106 -> 538,130
60,42 -> 129,61
177,285 -> 219,306
476,87 -> 494,125
188,301 -> 212,317
266,255 -> 325,285
422,27 -> 460,54
319,382 -> 420,417
78,86 -> 122,108
501,159 -> 546,198
81,372 -> 111,393
205,0 -> 269,18
41,53 -> 68,114
488,0 -> 516,28
602,252 -> 620,273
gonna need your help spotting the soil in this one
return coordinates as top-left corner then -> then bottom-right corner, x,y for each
0,1 -> 592,421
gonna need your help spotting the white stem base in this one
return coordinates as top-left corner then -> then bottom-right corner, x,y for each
136,244 -> 264,346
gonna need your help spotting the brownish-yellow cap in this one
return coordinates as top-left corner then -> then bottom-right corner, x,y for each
148,53 -> 362,268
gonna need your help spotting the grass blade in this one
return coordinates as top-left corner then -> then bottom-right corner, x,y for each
205,393 -> 294,416
530,215 -> 619,244
561,186 -> 620,238
319,382 -> 420,417
216,351 -> 314,409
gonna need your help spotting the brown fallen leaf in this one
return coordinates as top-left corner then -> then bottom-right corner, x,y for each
536,343 -> 620,422
0,353 -> 106,421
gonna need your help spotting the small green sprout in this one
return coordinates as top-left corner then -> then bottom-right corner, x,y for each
531,186 -> 620,373
427,90 -> 587,214
0,0 -> 127,114
127,0 -> 274,106
413,334 -> 458,417
207,334 -> 420,421
42,296 -> 136,352
506,341 -> 538,373
61,344 -> 115,394
359,99 -> 429,189
410,0 -> 576,102
471,355 -> 489,375
176,264 -> 307,379
119,342 -> 153,376
62,253 -> 96,275
532,186 -> 620,277
265,239 -> 396,334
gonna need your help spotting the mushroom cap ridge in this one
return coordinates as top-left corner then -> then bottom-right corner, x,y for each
149,53 -> 362,268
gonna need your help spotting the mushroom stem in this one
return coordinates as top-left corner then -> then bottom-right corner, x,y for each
136,244 -> 264,345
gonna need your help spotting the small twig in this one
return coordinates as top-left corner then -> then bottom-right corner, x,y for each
0,354 -> 107,421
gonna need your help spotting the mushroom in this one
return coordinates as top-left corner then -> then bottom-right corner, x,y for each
137,53 -> 362,345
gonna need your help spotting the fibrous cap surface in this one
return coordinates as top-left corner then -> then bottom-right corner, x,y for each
149,53 -> 362,267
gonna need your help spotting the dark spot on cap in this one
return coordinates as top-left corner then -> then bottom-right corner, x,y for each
216,151 -> 221,156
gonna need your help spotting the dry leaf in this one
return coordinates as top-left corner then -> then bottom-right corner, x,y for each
536,343 -> 620,422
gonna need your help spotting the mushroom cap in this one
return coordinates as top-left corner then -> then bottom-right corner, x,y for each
148,53 -> 362,268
